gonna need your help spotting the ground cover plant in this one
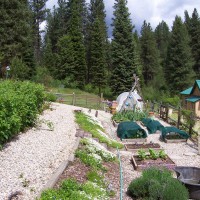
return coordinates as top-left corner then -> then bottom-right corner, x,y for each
128,167 -> 189,200
112,110 -> 147,123
75,111 -> 124,149
40,138 -> 117,200
0,80 -> 46,147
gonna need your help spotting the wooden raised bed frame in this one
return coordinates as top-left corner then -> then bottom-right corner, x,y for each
132,155 -> 176,171
125,143 -> 162,154
121,138 -> 147,144
164,138 -> 187,143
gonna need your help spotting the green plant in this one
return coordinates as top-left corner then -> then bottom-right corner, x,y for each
112,110 -> 147,123
138,149 -> 147,160
149,148 -> 159,160
75,112 -> 123,149
128,167 -> 189,200
158,150 -> 167,159
86,170 -> 106,188
75,149 -> 103,170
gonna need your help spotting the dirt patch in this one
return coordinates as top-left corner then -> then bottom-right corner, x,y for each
125,143 -> 160,149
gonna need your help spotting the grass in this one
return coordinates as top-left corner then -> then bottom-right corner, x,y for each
75,112 -> 124,149
48,87 -> 103,109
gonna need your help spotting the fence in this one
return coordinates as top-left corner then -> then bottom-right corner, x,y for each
147,101 -> 198,136
54,92 -> 104,110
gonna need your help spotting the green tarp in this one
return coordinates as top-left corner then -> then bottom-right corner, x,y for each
161,126 -> 190,140
142,118 -> 164,134
117,121 -> 147,140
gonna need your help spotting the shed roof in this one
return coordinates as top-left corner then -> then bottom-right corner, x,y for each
180,87 -> 192,95
186,96 -> 200,103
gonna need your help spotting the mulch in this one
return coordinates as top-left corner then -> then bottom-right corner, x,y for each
54,157 -> 122,199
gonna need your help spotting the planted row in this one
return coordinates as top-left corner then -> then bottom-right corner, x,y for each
0,80 -> 46,146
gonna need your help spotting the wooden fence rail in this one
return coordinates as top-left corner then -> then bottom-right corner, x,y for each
147,101 -> 198,136
54,92 -> 104,110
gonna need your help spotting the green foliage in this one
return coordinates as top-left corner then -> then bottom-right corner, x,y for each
140,21 -> 162,87
148,148 -> 159,160
137,149 -> 167,160
45,92 -> 57,102
166,16 -> 195,94
128,167 -> 189,200
182,109 -> 195,127
0,80 -> 46,145
86,170 -> 106,188
40,178 -> 110,200
75,112 -> 123,149
75,149 -> 103,169
10,57 -> 30,80
110,0 -> 135,96
162,95 -> 180,107
138,149 -> 147,160
112,110 -> 147,123
33,66 -> 53,87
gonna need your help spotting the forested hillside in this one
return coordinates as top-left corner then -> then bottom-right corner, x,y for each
0,0 -> 199,100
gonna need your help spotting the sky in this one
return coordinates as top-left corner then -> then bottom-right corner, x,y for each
46,0 -> 200,35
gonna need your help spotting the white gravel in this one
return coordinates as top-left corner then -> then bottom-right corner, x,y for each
0,103 -> 78,200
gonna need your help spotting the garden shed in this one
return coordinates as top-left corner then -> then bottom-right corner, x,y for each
180,80 -> 200,117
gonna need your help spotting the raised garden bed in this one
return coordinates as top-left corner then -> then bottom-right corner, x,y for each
125,143 -> 161,153
164,134 -> 188,143
121,138 -> 147,144
132,155 -> 176,171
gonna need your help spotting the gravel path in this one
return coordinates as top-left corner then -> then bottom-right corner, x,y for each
1,104 -> 199,200
0,103 -> 78,200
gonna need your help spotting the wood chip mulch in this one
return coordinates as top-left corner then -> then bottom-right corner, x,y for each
53,157 -> 123,199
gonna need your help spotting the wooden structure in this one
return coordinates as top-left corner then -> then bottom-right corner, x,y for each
180,80 -> 200,117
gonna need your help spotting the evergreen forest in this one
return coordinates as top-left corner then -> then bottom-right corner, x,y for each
0,0 -> 199,101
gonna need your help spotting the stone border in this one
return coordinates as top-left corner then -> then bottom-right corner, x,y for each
37,137 -> 80,199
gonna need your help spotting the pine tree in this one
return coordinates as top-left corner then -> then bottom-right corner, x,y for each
185,9 -> 200,78
56,35 -> 74,80
87,0 -> 108,93
29,0 -> 49,65
68,0 -> 87,87
155,21 -> 170,66
140,21 -> 162,86
0,0 -> 34,78
166,16 -> 195,94
111,0 -> 135,96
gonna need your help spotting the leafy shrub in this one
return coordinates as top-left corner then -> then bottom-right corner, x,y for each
162,95 -> 180,107
45,92 -> 57,102
112,110 -> 147,123
0,80 -> 46,145
128,167 -> 189,200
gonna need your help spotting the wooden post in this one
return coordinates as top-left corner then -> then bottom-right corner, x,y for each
189,113 -> 193,135
72,92 -> 75,106
100,93 -> 103,110
198,130 -> 200,155
166,104 -> 169,123
159,104 -> 162,118
177,106 -> 181,129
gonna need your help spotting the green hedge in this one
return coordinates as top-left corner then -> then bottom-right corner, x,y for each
0,80 -> 46,145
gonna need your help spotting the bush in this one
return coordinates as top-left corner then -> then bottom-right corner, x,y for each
128,167 -> 189,200
0,80 -> 46,145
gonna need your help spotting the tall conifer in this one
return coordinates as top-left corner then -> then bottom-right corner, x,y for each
140,21 -> 162,86
111,0 -> 135,96
166,16 -> 195,93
